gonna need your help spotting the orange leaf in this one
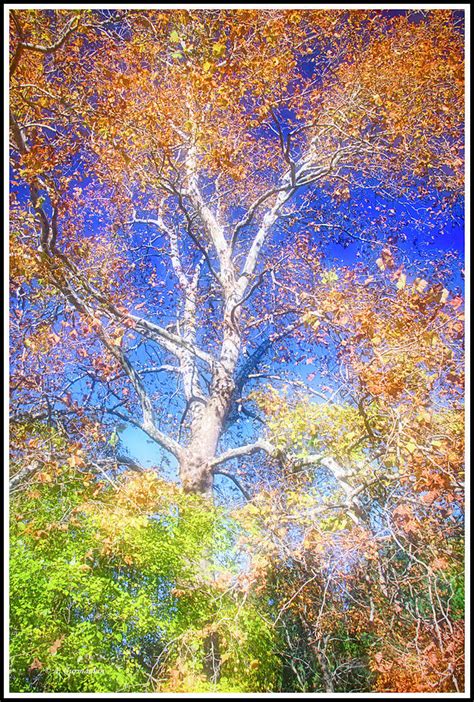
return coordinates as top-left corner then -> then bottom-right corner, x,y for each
28,658 -> 43,671
36,471 -> 53,484
49,635 -> 65,655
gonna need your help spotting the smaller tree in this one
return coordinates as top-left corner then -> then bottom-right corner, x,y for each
235,259 -> 464,693
10,461 -> 279,693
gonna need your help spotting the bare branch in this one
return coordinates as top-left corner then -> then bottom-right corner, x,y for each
99,331 -> 183,460
9,460 -> 40,492
212,470 -> 251,500
210,439 -> 276,467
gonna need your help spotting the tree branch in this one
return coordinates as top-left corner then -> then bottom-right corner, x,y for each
9,460 -> 40,492
212,470 -> 251,501
103,408 -> 182,460
98,331 -> 183,460
16,13 -> 80,55
210,439 -> 276,467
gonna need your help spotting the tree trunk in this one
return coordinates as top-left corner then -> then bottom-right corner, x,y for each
179,371 -> 234,496
300,618 -> 334,692
178,370 -> 236,686
180,301 -> 241,497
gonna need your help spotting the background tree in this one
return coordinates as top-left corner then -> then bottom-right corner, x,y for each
243,261 -> 464,692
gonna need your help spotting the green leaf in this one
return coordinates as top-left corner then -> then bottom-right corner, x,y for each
170,30 -> 181,43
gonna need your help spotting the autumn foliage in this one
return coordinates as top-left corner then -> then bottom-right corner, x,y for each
9,8 -> 464,694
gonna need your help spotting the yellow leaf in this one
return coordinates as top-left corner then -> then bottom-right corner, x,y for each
405,441 -> 417,454
212,42 -> 225,57
67,453 -> 85,468
302,312 -> 320,330
417,409 -> 431,423
396,273 -> 406,290
414,278 -> 428,293
439,288 -> 449,304
112,333 -> 124,347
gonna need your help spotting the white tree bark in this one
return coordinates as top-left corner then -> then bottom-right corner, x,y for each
11,92 -> 356,499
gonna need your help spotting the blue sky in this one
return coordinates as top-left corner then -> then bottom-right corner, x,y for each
116,178 -> 464,498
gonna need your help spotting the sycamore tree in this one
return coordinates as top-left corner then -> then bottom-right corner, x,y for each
9,7 -> 465,694
9,8 -> 464,494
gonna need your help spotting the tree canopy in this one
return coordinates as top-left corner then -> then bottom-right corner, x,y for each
9,8 -> 465,694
